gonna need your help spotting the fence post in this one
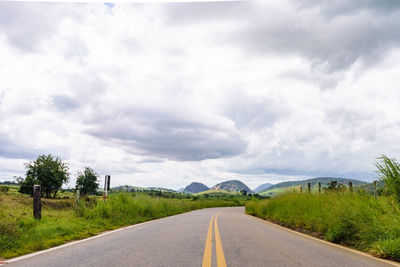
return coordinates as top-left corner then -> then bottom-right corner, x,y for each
349,182 -> 353,194
374,180 -> 377,199
76,187 -> 80,205
308,182 -> 311,193
300,186 -> 302,193
318,182 -> 321,194
33,185 -> 41,220
103,175 -> 111,201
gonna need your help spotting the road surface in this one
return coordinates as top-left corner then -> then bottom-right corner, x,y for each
5,207 -> 399,267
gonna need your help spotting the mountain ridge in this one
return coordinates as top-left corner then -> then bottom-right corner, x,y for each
254,183 -> 273,193
183,182 -> 209,194
211,180 -> 253,193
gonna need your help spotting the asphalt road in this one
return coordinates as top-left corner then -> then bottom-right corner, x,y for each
5,207 -> 399,267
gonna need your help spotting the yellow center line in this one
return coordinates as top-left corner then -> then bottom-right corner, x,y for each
202,214 -> 215,267
214,213 -> 227,267
202,212 -> 227,267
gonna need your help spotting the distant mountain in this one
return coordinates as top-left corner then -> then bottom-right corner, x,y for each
183,182 -> 209,194
177,187 -> 185,192
211,180 -> 253,193
254,183 -> 273,193
260,177 -> 367,196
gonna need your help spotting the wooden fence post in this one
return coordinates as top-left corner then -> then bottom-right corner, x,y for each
33,185 -> 41,220
76,187 -> 80,205
103,175 -> 111,201
349,182 -> 353,194
308,182 -> 311,193
374,180 -> 377,199
318,182 -> 321,194
300,186 -> 302,193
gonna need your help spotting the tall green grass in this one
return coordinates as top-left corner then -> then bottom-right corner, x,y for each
77,193 -> 241,225
0,192 -> 241,258
246,192 -> 400,261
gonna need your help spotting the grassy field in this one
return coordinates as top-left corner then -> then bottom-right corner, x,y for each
194,189 -> 240,196
0,185 -> 242,259
246,191 -> 400,261
260,186 -> 298,197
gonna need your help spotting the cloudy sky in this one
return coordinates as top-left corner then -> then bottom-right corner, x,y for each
1,0 -> 400,190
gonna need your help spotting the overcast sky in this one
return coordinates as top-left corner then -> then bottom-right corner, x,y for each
1,0 -> 400,190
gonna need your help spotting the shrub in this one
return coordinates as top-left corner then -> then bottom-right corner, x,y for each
75,167 -> 99,196
376,155 -> 400,202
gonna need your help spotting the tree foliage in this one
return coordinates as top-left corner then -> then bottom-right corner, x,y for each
324,181 -> 346,192
376,154 -> 400,202
19,154 -> 69,198
75,167 -> 99,196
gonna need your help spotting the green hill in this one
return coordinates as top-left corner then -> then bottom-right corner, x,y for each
260,177 -> 367,197
183,182 -> 209,194
254,183 -> 273,193
211,180 -> 253,193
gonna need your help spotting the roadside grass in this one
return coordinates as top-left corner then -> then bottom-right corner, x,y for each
0,190 -> 241,259
194,190 -> 240,196
246,192 -> 400,261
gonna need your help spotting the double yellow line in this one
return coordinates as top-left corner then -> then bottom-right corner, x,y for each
202,213 -> 227,267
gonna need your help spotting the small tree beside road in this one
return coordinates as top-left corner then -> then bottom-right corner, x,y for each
19,154 -> 70,198
75,167 -> 99,196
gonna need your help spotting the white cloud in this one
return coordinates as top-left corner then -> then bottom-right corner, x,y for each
1,1 -> 400,190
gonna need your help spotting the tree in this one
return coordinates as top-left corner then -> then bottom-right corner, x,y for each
324,181 -> 346,192
19,154 -> 69,198
240,189 -> 248,196
376,155 -> 400,202
75,167 -> 99,196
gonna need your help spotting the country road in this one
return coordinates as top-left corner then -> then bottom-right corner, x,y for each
4,207 -> 398,267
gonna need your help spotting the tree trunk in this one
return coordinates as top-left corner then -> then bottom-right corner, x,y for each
53,189 -> 58,199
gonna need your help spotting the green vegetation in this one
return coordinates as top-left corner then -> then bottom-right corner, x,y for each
260,186 -> 296,197
246,192 -> 400,261
195,189 -> 239,196
75,167 -> 100,196
18,154 -> 70,198
246,156 -> 400,262
376,155 -> 400,201
260,177 -> 366,197
0,186 -> 242,259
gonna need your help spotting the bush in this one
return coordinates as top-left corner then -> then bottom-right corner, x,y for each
376,155 -> 400,202
75,167 -> 99,196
